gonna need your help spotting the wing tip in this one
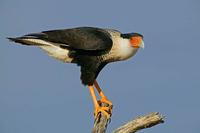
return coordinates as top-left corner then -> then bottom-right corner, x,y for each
7,37 -> 18,42
7,37 -> 29,45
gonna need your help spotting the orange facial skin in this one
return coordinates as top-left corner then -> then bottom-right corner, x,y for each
130,36 -> 143,48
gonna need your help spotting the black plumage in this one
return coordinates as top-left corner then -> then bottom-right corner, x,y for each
73,55 -> 108,85
43,27 -> 113,85
8,27 -> 115,85
121,33 -> 143,39
27,27 -> 113,52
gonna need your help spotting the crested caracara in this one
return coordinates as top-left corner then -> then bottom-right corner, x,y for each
8,27 -> 144,119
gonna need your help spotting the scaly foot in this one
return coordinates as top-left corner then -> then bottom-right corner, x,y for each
95,97 -> 113,119
98,97 -> 113,108
94,105 -> 112,120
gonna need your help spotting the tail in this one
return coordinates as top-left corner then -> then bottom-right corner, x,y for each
7,33 -> 48,46
7,37 -> 31,45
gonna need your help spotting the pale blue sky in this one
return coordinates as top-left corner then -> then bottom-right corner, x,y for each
0,0 -> 200,133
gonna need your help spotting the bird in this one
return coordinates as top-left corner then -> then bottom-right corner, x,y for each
8,26 -> 144,120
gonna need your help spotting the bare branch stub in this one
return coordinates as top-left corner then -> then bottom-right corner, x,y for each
113,112 -> 164,133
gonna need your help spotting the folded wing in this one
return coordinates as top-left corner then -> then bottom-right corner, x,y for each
23,27 -> 113,53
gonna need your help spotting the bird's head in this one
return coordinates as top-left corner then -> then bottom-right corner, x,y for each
121,33 -> 144,49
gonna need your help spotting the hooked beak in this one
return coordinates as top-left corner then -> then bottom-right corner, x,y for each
140,40 -> 145,49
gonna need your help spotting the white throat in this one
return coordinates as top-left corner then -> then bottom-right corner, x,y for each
117,38 -> 138,60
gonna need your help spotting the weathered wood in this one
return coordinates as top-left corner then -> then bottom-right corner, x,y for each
113,112 -> 164,133
92,112 -> 164,133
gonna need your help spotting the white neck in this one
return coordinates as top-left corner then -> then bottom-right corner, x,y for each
117,38 -> 138,60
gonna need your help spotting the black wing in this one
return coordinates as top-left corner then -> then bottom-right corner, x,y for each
26,27 -> 113,52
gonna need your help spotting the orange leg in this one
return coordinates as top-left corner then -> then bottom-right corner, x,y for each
88,85 -> 112,119
94,80 -> 113,107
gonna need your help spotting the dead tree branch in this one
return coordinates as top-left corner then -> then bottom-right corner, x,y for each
113,112 -> 164,133
92,112 -> 164,133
